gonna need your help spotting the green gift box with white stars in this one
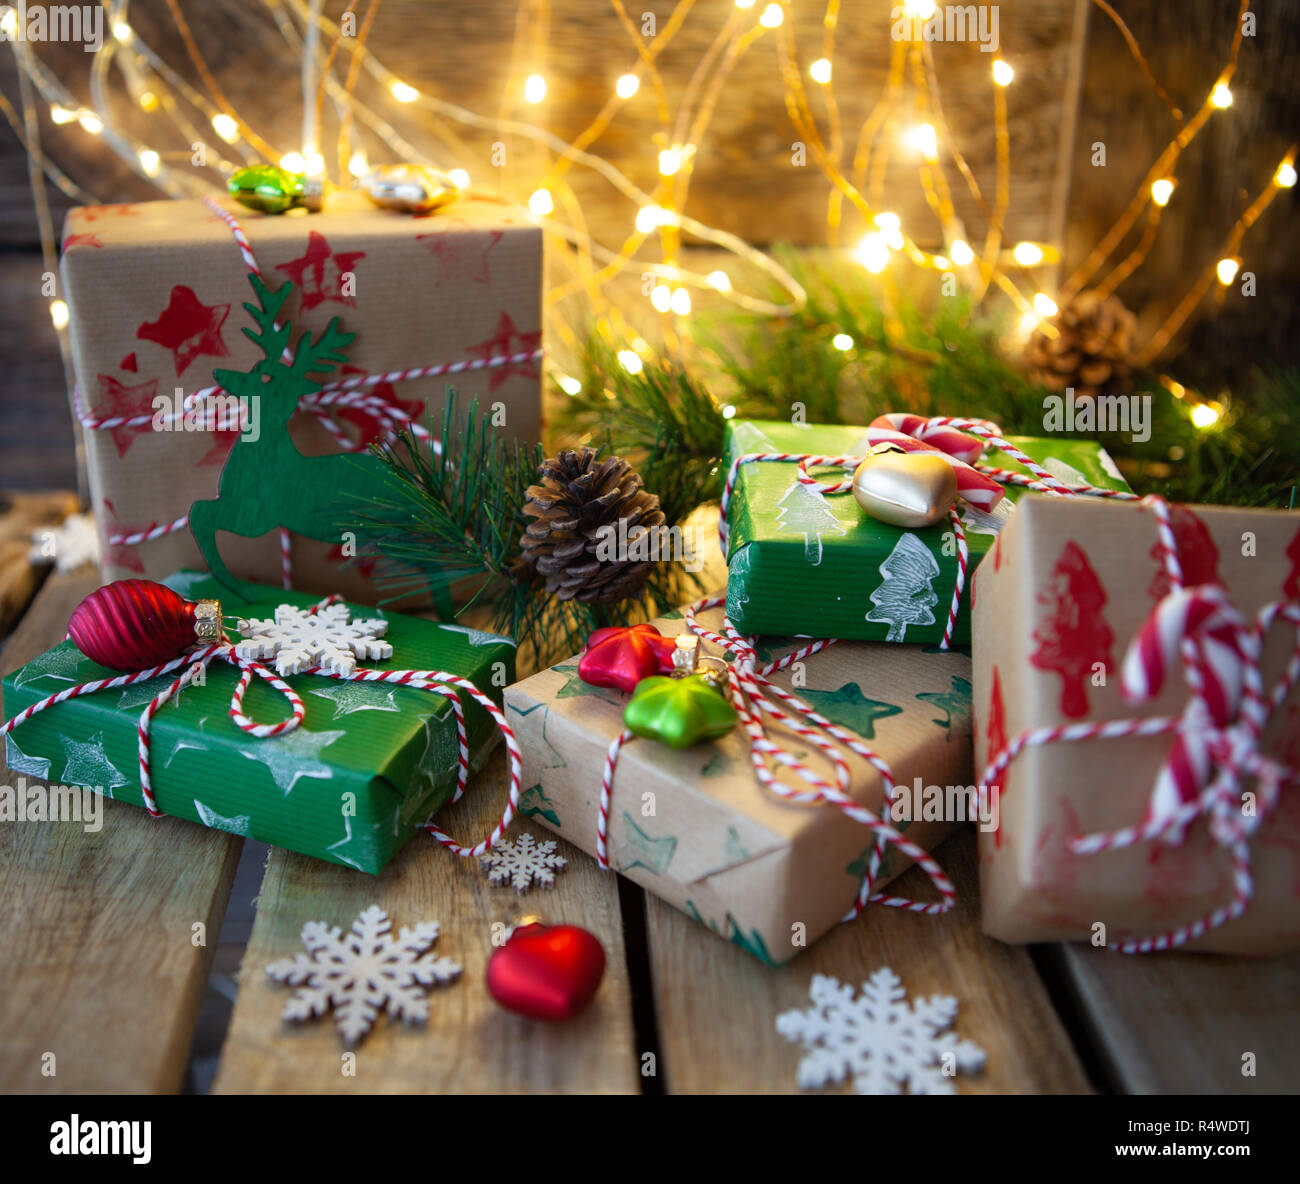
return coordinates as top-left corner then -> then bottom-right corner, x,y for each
724,419 -> 1131,645
0,572 -> 515,873
503,600 -> 973,965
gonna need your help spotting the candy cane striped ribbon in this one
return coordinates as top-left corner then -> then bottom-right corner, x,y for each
592,597 -> 958,920
980,494 -> 1300,953
79,197 -> 543,565
2,595 -> 522,852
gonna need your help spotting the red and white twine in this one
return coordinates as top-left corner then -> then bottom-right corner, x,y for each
1,594 -> 523,857
76,198 -> 544,577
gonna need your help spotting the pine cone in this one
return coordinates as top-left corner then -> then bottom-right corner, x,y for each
516,448 -> 666,604
1025,289 -> 1136,400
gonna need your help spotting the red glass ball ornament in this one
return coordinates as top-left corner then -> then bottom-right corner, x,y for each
577,624 -> 677,694
67,579 -> 201,672
486,922 -> 606,1021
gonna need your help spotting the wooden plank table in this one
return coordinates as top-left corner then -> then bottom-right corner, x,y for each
2,568 -> 1298,1095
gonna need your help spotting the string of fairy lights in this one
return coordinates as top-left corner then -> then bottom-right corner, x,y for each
2,0 -> 1295,432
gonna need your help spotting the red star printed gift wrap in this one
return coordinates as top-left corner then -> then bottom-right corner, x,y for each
971,496 -> 1300,954
60,193 -> 542,602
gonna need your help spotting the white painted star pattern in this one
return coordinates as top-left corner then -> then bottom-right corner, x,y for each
307,681 -> 402,719
480,832 -> 567,893
235,603 -> 392,677
237,727 -> 346,794
266,905 -> 461,1045
59,731 -> 130,791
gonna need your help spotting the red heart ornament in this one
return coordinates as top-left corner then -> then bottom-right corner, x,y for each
578,624 -> 677,694
486,923 -> 606,1021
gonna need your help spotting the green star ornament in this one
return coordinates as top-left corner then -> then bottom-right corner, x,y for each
623,673 -> 738,749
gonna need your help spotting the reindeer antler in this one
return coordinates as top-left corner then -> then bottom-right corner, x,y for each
227,274 -> 356,385
290,314 -> 354,382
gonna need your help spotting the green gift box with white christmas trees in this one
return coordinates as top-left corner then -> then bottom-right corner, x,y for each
0,572 -> 514,873
723,418 -> 1132,645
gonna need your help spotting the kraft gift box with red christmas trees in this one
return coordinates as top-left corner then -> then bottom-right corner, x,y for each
971,495 -> 1300,954
60,191 -> 541,603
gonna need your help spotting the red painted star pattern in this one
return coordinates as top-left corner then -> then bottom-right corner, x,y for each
75,203 -> 139,222
137,285 -> 231,376
467,311 -> 542,390
415,221 -> 503,286
62,233 -> 103,250
99,499 -> 145,574
327,543 -> 379,581
94,374 -> 158,458
120,352 -> 138,373
274,231 -> 366,311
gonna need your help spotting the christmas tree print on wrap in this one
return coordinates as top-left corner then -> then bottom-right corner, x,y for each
916,676 -> 972,740
187,274 -> 390,602
1029,540 -> 1112,718
986,667 -> 1009,848
775,480 -> 844,565
866,533 -> 940,642
1149,505 -> 1219,602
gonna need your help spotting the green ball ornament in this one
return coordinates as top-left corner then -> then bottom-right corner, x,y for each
228,164 -> 323,215
623,672 -> 738,749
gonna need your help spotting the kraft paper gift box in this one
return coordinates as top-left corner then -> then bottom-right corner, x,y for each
503,601 -> 975,965
1,572 -> 515,874
60,192 -> 542,602
971,496 -> 1300,954
722,419 -> 1131,645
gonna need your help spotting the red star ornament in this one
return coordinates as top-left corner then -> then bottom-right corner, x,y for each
94,374 -> 158,458
137,285 -> 231,376
274,231 -> 366,311
468,311 -> 542,390
578,624 -> 679,694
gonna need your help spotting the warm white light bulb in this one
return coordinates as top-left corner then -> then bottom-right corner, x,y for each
759,3 -> 783,28
348,151 -> 369,178
1216,257 -> 1239,285
557,374 -> 582,396
112,22 -> 133,43
1033,292 -> 1059,318
1210,82 -> 1233,109
908,122 -> 938,162
0,8 -> 18,37
78,111 -> 103,135
809,59 -> 832,85
390,80 -> 419,103
651,284 -> 672,312
636,205 -> 666,234
138,149 -> 161,177
279,152 -> 306,174
932,255 -> 950,270
1276,161 -> 1297,188
905,0 -> 937,17
528,188 -> 554,216
50,105 -> 78,125
616,73 -> 639,99
1150,178 -> 1175,207
670,288 -> 692,316
211,113 -> 239,143
524,74 -> 547,104
49,300 -> 69,331
832,333 -> 853,351
1191,403 -> 1220,429
949,239 -> 975,266
303,151 -> 325,178
734,0 -> 755,8
706,270 -> 732,292
659,146 -> 683,176
856,232 -> 890,274
1013,242 -> 1044,266
448,168 -> 471,190
617,349 -> 643,375
992,59 -> 1014,87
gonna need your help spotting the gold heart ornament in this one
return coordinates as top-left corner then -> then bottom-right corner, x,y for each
851,443 -> 958,528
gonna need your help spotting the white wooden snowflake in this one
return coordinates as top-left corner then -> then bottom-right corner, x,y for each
480,833 -> 567,893
29,512 -> 100,572
235,603 -> 393,677
776,969 -> 986,1095
266,905 -> 461,1045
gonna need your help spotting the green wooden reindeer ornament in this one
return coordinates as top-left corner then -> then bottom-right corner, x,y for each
189,274 -> 389,601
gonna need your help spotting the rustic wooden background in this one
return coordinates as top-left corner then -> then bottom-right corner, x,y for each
0,0 -> 1296,493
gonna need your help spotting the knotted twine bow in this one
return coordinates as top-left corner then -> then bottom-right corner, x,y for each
1,595 -> 526,861
73,197 -> 544,589
981,496 -> 1300,952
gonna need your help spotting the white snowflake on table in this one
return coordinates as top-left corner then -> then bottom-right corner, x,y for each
235,603 -> 393,677
29,512 -> 100,573
480,833 -> 567,893
266,905 -> 461,1046
776,969 -> 986,1095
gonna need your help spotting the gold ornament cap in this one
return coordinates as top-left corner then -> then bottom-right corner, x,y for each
192,599 -> 223,644
362,164 -> 458,214
851,443 -> 958,528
